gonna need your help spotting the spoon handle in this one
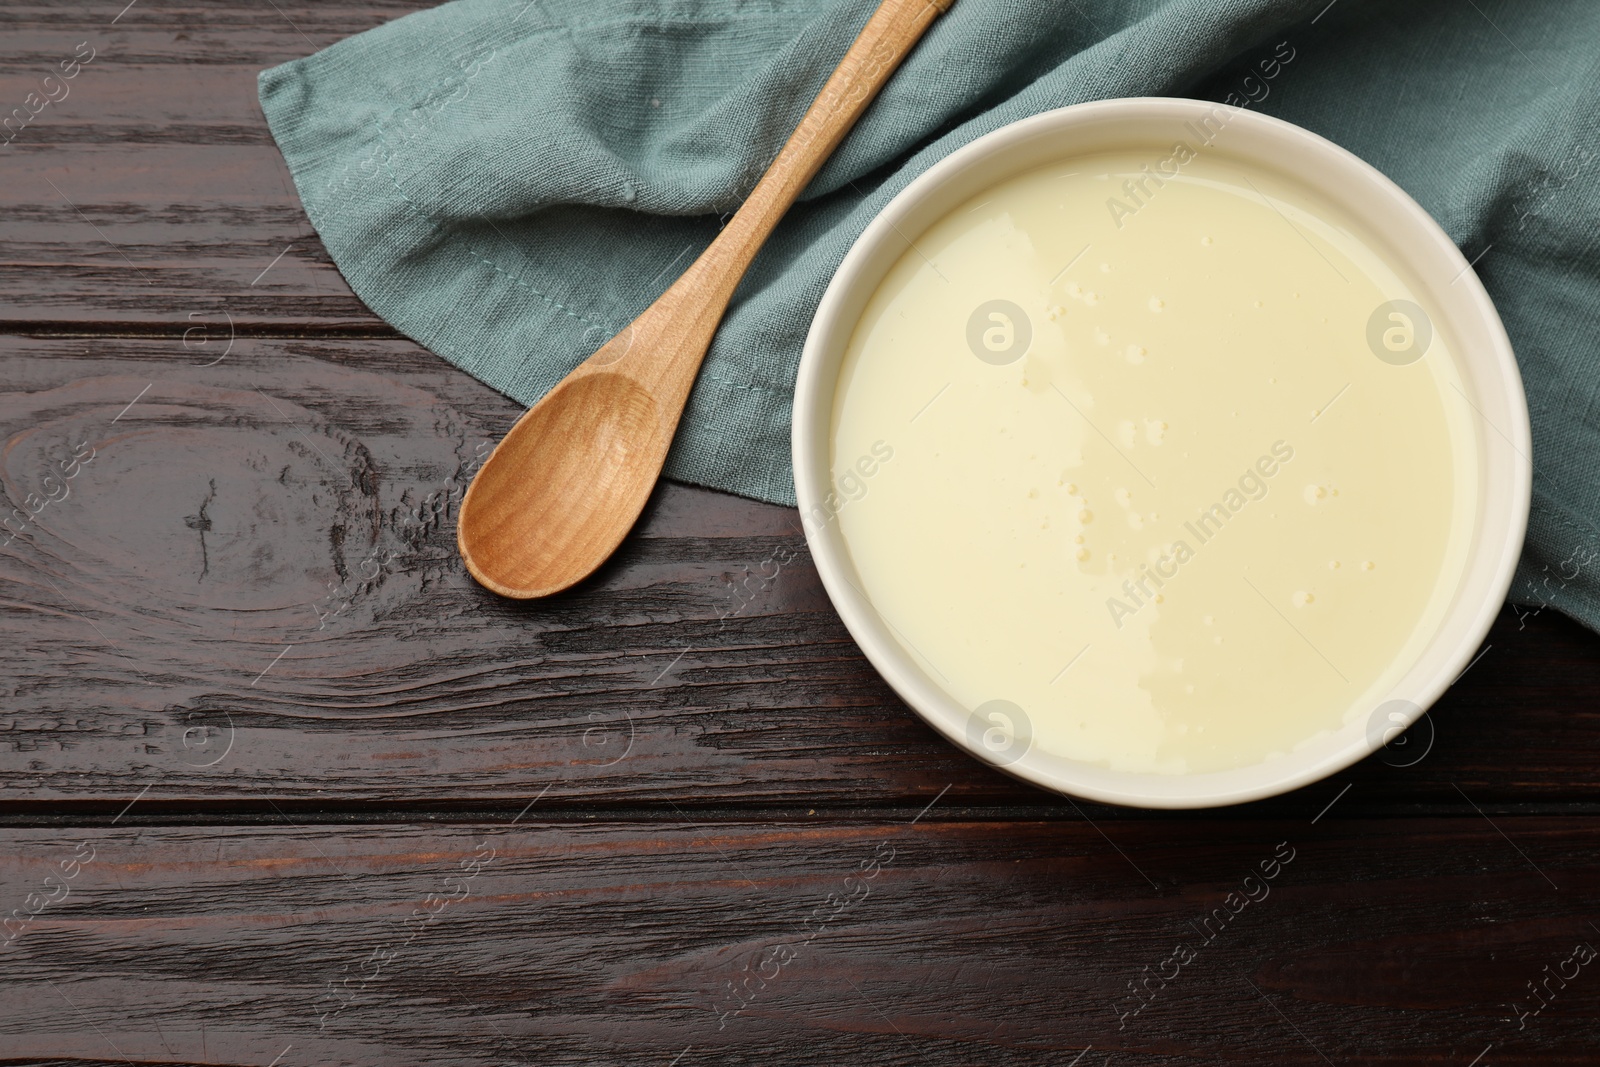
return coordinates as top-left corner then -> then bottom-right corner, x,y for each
669,0 -> 956,311
456,0 -> 955,599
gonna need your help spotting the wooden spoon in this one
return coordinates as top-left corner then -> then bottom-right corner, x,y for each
457,0 -> 956,598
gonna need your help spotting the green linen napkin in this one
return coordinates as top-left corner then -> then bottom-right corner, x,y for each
260,0 -> 1600,630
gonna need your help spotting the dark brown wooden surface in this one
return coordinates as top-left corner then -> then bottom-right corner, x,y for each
3,819 -> 1598,1066
1,2 -> 413,333
3,1 -> 1600,1064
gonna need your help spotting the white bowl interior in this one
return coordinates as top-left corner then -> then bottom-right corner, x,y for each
793,98 -> 1531,809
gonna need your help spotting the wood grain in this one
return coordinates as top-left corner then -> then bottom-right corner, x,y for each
0,332 -> 1596,812
1,3 -> 421,332
3,818 -> 1599,1066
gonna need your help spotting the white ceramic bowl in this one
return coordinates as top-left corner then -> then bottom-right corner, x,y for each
793,97 -> 1531,809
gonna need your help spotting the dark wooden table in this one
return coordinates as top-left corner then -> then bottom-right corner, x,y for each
3,3 -> 1599,1064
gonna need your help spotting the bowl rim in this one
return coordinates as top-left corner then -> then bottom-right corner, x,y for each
792,96 -> 1532,809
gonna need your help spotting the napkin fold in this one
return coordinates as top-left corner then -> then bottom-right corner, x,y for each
261,0 -> 1600,631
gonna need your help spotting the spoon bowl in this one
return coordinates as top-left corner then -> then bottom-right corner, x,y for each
460,370 -> 663,598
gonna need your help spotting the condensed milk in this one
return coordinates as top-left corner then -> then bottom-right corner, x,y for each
827,147 -> 1479,774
